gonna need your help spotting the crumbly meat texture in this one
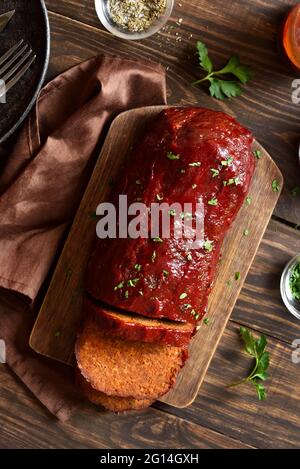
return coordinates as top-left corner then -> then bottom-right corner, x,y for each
75,314 -> 188,400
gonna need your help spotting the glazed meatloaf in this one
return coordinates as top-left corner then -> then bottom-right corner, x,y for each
76,107 -> 255,411
86,108 -> 255,327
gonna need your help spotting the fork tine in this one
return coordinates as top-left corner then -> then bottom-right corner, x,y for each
0,39 -> 24,67
1,49 -> 33,83
0,54 -> 36,98
0,44 -> 28,77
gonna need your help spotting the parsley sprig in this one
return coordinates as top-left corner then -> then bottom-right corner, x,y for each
228,327 -> 270,401
193,41 -> 252,100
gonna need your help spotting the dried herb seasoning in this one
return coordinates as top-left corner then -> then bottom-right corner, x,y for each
108,0 -> 167,33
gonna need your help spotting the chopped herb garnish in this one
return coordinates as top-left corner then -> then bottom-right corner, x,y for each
88,211 -> 98,220
211,168 -> 219,178
167,151 -> 180,160
272,179 -> 280,193
152,250 -> 157,263
235,272 -> 241,281
208,197 -> 218,206
183,304 -> 192,310
156,194 -> 164,201
153,237 -> 163,243
289,261 -> 300,301
169,209 -> 176,216
203,240 -> 213,252
186,253 -> 193,261
134,264 -> 142,271
192,184 -> 198,189
224,177 -> 240,186
189,162 -> 201,167
125,290 -> 129,299
221,156 -> 234,166
180,293 -> 188,300
253,150 -> 262,159
243,228 -> 249,236
127,278 -> 139,288
228,327 -> 269,401
114,281 -> 125,291
204,318 -> 210,325
163,270 -> 169,278
291,187 -> 300,197
246,196 -> 252,206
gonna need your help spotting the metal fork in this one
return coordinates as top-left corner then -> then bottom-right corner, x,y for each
0,39 -> 36,99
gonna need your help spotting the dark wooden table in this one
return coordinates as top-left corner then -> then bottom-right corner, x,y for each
1,0 -> 300,449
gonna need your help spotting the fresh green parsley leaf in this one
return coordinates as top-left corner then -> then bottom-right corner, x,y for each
243,228 -> 249,236
189,162 -> 201,167
134,264 -> 142,271
235,272 -> 241,281
196,41 -> 213,73
204,318 -> 210,325
163,270 -> 169,278
186,253 -> 193,261
246,196 -> 252,206
291,187 -> 300,197
208,197 -> 218,206
152,250 -> 157,263
125,290 -> 129,299
179,293 -> 188,300
153,237 -> 163,243
167,152 -> 180,160
203,240 -> 213,252
272,179 -> 281,193
228,327 -> 269,401
211,168 -> 220,178
193,42 -> 252,100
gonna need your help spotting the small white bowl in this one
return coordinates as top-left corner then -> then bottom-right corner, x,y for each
280,254 -> 300,320
95,0 -> 174,40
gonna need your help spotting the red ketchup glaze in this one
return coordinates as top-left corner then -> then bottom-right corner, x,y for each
86,108 -> 255,324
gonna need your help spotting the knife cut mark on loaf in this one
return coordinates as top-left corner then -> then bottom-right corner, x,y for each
85,297 -> 195,347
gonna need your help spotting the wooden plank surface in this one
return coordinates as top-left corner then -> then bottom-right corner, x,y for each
30,105 -> 282,409
0,366 -> 253,449
44,1 -> 300,225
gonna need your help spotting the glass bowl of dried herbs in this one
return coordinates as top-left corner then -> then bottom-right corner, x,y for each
281,254 -> 300,320
95,0 -> 174,40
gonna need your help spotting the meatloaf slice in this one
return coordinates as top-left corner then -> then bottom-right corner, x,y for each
85,297 -> 194,347
77,370 -> 153,412
75,314 -> 188,400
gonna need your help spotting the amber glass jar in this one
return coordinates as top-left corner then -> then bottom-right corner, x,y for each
282,4 -> 300,71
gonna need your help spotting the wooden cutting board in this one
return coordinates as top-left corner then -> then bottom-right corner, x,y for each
30,106 -> 283,408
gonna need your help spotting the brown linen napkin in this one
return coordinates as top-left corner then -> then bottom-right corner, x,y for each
0,54 -> 166,421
